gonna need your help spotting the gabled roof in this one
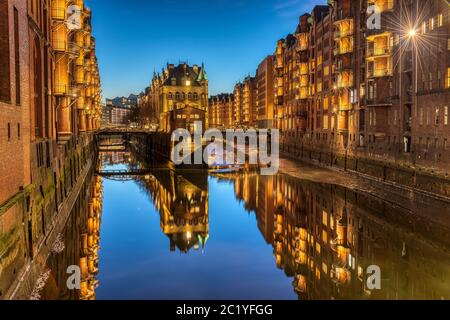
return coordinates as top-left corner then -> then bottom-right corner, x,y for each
162,63 -> 207,87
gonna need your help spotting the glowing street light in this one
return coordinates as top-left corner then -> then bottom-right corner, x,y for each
408,29 -> 417,38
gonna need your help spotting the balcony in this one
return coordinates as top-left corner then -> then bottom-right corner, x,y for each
336,80 -> 353,89
75,55 -> 84,66
336,69 -> 353,88
367,68 -> 392,78
334,29 -> 353,41
368,0 -> 394,13
296,33 -> 309,52
76,71 -> 85,85
334,43 -> 353,56
367,46 -> 392,58
67,42 -> 81,56
337,97 -> 352,111
54,84 -> 68,96
51,7 -> 66,21
299,75 -> 309,88
52,40 -> 67,52
299,63 -> 308,75
77,96 -> 85,109
69,85 -> 81,98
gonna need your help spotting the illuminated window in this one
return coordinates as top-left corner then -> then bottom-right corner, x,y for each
323,115 -> 329,129
438,14 -> 443,27
322,230 -> 328,244
447,68 -> 450,88
322,211 -> 328,226
322,263 -> 328,275
445,106 -> 448,126
430,18 -> 434,30
186,80 -> 191,86
315,267 -> 321,280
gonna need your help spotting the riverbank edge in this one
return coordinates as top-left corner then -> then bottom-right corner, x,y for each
280,150 -> 450,202
5,156 -> 95,300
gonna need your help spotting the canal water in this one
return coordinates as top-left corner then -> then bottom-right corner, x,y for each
41,150 -> 450,300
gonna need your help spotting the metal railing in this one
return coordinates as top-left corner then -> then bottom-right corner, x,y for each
367,68 -> 392,78
367,46 -> 392,57
51,7 -> 66,21
54,84 -> 69,96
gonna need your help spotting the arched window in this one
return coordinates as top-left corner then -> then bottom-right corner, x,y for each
193,93 -> 198,101
181,92 -> 186,100
175,92 -> 180,100
188,92 -> 193,100
167,93 -> 173,100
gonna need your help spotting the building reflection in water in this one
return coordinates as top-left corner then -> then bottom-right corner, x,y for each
42,149 -> 448,300
137,170 -> 209,253
214,171 -> 450,300
40,170 -> 103,300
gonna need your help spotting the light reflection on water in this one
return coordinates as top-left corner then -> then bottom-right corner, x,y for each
48,150 -> 450,300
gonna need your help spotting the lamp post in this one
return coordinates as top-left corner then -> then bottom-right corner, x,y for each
407,28 -> 418,157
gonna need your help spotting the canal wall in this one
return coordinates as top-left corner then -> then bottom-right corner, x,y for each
129,132 -> 206,169
1,134 -> 97,299
130,132 -> 172,161
281,145 -> 450,199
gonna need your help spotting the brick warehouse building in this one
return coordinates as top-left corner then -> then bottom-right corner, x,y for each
273,0 -> 449,174
256,56 -> 274,129
143,63 -> 209,133
208,93 -> 234,129
0,0 -> 101,298
204,0 -> 448,194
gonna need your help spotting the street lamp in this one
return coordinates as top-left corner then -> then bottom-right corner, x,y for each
405,27 -> 419,155
408,29 -> 417,38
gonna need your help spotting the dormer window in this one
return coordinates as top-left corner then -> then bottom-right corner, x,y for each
186,80 -> 191,86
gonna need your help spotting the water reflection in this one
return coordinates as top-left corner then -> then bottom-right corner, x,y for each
136,170 -> 209,253
49,150 -> 450,300
40,172 -> 102,300
218,172 -> 450,300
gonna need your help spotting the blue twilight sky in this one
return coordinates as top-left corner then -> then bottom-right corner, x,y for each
84,0 -> 321,99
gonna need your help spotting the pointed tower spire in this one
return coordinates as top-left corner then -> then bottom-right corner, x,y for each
197,62 -> 207,82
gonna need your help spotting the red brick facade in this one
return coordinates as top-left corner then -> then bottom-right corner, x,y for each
0,0 -> 101,298
272,0 -> 449,173
0,0 -> 30,205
